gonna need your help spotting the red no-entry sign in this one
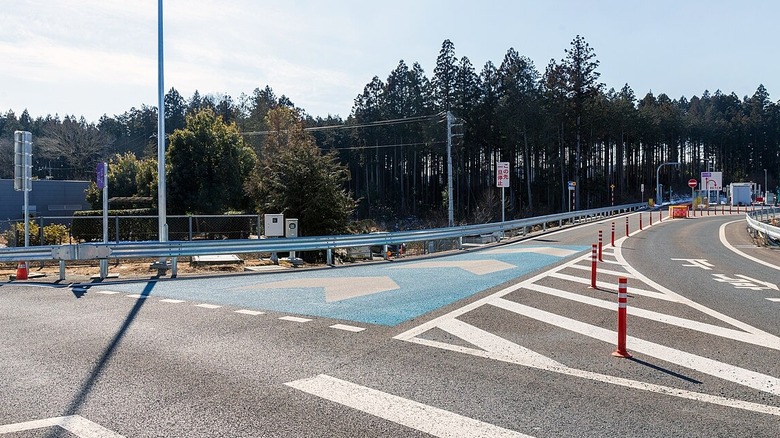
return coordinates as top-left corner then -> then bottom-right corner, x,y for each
688,178 -> 697,188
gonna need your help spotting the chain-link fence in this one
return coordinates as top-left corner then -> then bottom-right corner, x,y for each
1,215 -> 261,246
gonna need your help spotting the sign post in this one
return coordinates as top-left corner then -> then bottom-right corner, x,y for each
688,178 -> 697,206
496,162 -> 509,222
14,131 -> 32,247
568,181 -> 576,211
97,162 -> 109,278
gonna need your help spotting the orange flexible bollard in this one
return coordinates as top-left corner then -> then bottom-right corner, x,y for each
612,277 -> 631,358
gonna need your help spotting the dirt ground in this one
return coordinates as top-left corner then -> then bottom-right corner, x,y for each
1,256 -> 298,283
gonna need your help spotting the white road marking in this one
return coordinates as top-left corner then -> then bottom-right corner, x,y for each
286,374 -> 532,438
403,320 -> 780,416
548,272 -> 676,302
195,303 -> 221,309
96,291 -> 120,295
279,316 -> 312,323
522,282 -> 773,348
712,273 -> 779,290
768,298 -> 780,302
671,258 -> 714,270
490,297 -> 780,396
0,415 -> 124,437
330,324 -> 366,332
719,220 -> 780,271
159,299 -> 185,303
125,294 -> 148,299
614,241 -> 780,349
567,263 -> 634,278
235,309 -> 264,315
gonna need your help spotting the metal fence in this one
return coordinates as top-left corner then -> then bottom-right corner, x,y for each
746,207 -> 780,244
0,204 -> 647,278
1,214 -> 261,246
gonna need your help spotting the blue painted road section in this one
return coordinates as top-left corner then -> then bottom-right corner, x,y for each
89,244 -> 587,326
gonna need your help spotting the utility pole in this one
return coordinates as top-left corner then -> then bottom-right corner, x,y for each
446,111 -> 454,227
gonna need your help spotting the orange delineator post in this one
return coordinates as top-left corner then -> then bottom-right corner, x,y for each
612,277 -> 632,358
611,222 -> 615,246
598,230 -> 603,262
659,209 -> 663,222
590,244 -> 598,288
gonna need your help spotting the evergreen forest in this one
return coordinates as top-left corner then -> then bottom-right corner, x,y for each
2,36 -> 778,228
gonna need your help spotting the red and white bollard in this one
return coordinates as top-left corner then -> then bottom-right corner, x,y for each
590,244 -> 598,289
639,214 -> 643,230
612,277 -> 631,358
649,211 -> 653,226
659,209 -> 663,222
598,230 -> 603,262
611,222 -> 615,246
625,217 -> 629,237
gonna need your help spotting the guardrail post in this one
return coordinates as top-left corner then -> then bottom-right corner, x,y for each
612,277 -> 632,358
59,260 -> 66,281
99,259 -> 108,279
115,217 -> 120,242
327,248 -> 333,265
189,216 -> 193,241
458,236 -> 463,250
383,244 -> 389,260
171,257 -> 177,278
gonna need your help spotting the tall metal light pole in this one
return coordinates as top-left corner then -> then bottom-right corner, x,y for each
157,0 -> 167,246
656,162 -> 680,206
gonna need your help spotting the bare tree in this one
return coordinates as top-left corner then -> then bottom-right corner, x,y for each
37,116 -> 113,179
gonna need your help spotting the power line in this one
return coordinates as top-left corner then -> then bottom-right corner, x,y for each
240,113 -> 444,136
331,140 -> 446,151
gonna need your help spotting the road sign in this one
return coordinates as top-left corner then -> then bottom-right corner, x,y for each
496,162 -> 509,188
688,178 -> 697,188
96,162 -> 107,189
568,181 -> 576,191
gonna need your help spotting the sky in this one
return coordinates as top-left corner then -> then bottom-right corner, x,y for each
1,0 -> 778,123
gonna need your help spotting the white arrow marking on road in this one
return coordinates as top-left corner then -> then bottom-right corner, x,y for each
253,277 -> 400,302
712,274 -> 779,291
734,274 -> 779,291
0,415 -> 124,437
485,246 -> 580,257
392,260 -> 515,275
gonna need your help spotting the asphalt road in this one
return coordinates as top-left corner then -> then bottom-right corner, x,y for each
1,211 -> 779,437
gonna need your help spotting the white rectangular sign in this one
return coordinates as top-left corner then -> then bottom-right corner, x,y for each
701,171 -> 722,191
496,162 -> 509,188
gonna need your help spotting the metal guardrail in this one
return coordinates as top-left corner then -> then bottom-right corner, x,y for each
0,203 -> 646,269
746,207 -> 780,242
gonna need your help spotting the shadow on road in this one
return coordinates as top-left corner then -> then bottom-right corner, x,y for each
628,356 -> 702,384
47,281 -> 157,437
